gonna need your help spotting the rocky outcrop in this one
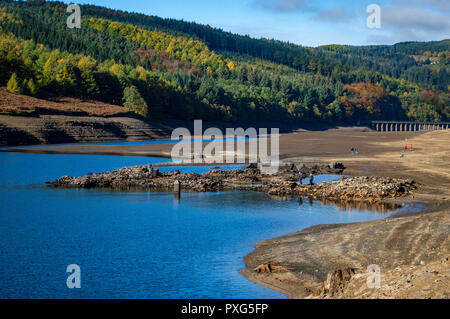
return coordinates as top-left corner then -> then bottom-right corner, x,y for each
266,176 -> 416,202
0,114 -> 173,146
48,163 -> 416,205
254,264 -> 289,273
313,268 -> 356,297
50,165 -> 227,192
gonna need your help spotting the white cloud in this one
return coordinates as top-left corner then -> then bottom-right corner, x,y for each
314,7 -> 357,24
394,0 -> 450,11
366,5 -> 450,44
254,0 -> 314,13
253,0 -> 450,44
382,5 -> 450,31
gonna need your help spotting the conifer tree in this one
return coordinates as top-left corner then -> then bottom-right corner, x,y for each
6,73 -> 21,94
26,78 -> 38,95
123,85 -> 149,118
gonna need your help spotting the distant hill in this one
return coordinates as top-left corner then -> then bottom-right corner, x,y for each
0,0 -> 448,124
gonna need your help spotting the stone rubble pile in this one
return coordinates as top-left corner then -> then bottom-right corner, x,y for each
266,176 -> 416,201
49,163 -> 416,202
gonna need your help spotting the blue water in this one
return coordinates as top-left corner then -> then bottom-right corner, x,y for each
0,137 -> 252,149
0,152 -> 397,299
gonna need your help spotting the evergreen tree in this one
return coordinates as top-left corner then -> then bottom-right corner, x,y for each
26,78 -> 37,95
123,85 -> 149,118
6,73 -> 21,94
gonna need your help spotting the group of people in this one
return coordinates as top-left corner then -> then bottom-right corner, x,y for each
404,144 -> 414,151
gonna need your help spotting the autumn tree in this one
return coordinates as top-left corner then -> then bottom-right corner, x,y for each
26,78 -> 37,95
123,85 -> 148,118
6,72 -> 21,93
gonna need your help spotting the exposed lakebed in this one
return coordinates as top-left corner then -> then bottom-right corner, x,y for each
0,148 -> 405,298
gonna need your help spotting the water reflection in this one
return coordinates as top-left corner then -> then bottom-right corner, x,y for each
268,194 -> 401,213
319,198 -> 401,213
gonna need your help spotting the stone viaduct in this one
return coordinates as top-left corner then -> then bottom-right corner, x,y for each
371,121 -> 450,132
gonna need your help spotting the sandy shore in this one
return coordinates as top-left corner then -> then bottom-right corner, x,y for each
2,126 -> 449,298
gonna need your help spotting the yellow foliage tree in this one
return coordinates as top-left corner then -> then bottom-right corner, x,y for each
6,72 -> 21,94
26,78 -> 37,95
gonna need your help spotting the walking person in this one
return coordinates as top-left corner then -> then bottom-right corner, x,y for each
309,174 -> 314,185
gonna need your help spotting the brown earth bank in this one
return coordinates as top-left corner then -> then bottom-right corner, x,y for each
0,88 -> 328,147
241,208 -> 449,299
0,88 -> 177,145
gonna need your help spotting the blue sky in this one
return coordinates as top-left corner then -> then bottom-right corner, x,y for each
57,0 -> 449,46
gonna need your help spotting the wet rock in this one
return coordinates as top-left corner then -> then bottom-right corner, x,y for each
255,264 -> 272,273
333,162 -> 345,170
254,264 -> 288,273
247,163 -> 258,169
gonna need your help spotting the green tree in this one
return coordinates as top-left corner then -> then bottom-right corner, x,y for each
26,78 -> 38,95
55,62 -> 78,95
6,73 -> 21,94
123,85 -> 148,118
42,50 -> 61,86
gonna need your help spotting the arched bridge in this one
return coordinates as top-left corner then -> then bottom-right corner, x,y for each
371,121 -> 450,132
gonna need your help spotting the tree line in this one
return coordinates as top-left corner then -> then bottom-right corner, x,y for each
0,0 -> 448,123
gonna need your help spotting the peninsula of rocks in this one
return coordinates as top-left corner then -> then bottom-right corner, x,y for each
48,162 -> 417,203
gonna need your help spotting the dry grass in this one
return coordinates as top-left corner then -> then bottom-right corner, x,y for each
0,88 -> 133,117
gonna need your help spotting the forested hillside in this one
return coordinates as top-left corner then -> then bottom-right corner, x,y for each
0,0 -> 448,123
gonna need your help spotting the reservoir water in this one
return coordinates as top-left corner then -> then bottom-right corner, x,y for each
0,149 -> 399,298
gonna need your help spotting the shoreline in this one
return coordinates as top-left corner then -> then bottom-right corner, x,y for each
242,197 -> 431,298
0,147 -> 173,158
1,128 -> 448,298
239,200 -> 449,299
238,130 -> 449,298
